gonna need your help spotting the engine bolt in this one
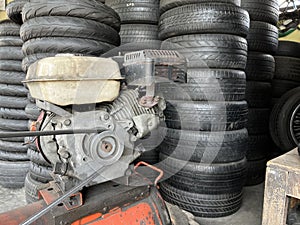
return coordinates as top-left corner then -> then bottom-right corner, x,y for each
101,141 -> 113,153
103,114 -> 110,121
64,119 -> 71,126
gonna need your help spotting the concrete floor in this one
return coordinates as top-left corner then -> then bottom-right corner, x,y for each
0,183 -> 264,224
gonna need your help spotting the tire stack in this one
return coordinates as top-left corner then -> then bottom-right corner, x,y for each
157,1 -> 250,217
241,0 -> 279,185
20,0 -> 121,72
269,42 -> 300,153
0,20 -> 29,188
104,0 -> 161,56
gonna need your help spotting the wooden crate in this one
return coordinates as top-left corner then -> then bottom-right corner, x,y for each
262,148 -> 300,225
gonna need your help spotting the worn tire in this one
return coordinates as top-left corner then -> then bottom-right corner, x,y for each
29,162 -> 53,183
165,100 -> 248,131
159,3 -> 250,40
274,56 -> 300,82
241,0 -> 279,25
0,118 -> 28,131
246,81 -> 271,108
0,60 -> 22,72
272,79 -> 300,98
25,103 -> 40,120
245,159 -> 266,186
161,34 -> 248,69
27,148 -> 51,167
0,140 -> 27,152
245,52 -> 275,81
0,96 -> 27,109
0,150 -> 28,161
0,71 -> 25,85
247,21 -> 278,54
0,21 -> 20,36
20,16 -> 120,46
157,69 -> 246,101
0,108 -> 27,120
270,87 -> 300,152
158,128 -> 248,163
25,172 -> 49,203
0,36 -> 23,47
0,47 -> 23,60
120,24 -> 158,44
22,0 -> 120,31
277,41 -> 300,58
6,0 -> 27,24
22,37 -> 115,56
159,0 -> 241,13
0,83 -> 27,97
247,135 -> 271,161
159,153 -> 246,194
247,108 -> 270,135
160,182 -> 242,218
0,160 -> 29,188
106,0 -> 159,24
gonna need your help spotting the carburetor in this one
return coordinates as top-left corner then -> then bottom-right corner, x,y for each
25,51 -> 185,191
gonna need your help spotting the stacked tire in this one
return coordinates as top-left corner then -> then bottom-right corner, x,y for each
104,0 -> 161,57
269,41 -> 300,153
0,20 -> 29,188
157,1 -> 250,217
241,0 -> 279,185
20,0 -> 121,72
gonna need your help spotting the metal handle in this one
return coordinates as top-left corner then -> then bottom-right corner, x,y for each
134,161 -> 164,186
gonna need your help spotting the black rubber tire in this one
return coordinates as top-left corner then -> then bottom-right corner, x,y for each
22,0 -> 121,31
0,60 -> 22,72
0,140 -> 27,152
0,160 -> 29,188
277,41 -> 300,58
6,0 -> 27,24
0,150 -> 28,161
164,100 -> 248,131
106,0 -> 159,24
245,52 -> 275,81
274,56 -> 300,82
159,0 -> 241,14
22,53 -> 59,72
0,108 -> 27,120
25,172 -> 49,203
0,118 -> 28,131
0,71 -> 25,85
159,153 -> 246,194
157,69 -> 246,101
0,96 -> 27,109
245,81 -> 272,108
0,36 -> 23,47
29,162 -> 53,183
20,16 -> 120,46
161,34 -> 248,69
120,24 -> 158,45
25,103 -> 40,120
245,159 -> 267,186
101,40 -> 161,57
157,128 -> 248,163
0,21 -> 20,36
247,134 -> 271,161
0,47 -> 23,60
158,3 -> 250,40
22,37 -> 115,56
160,182 -> 242,218
272,79 -> 300,98
0,83 -> 27,97
27,148 -> 52,167
247,108 -> 270,135
270,87 -> 300,152
241,0 -> 279,25
247,21 -> 278,54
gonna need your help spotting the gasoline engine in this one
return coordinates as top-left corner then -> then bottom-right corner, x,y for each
0,50 -> 186,225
